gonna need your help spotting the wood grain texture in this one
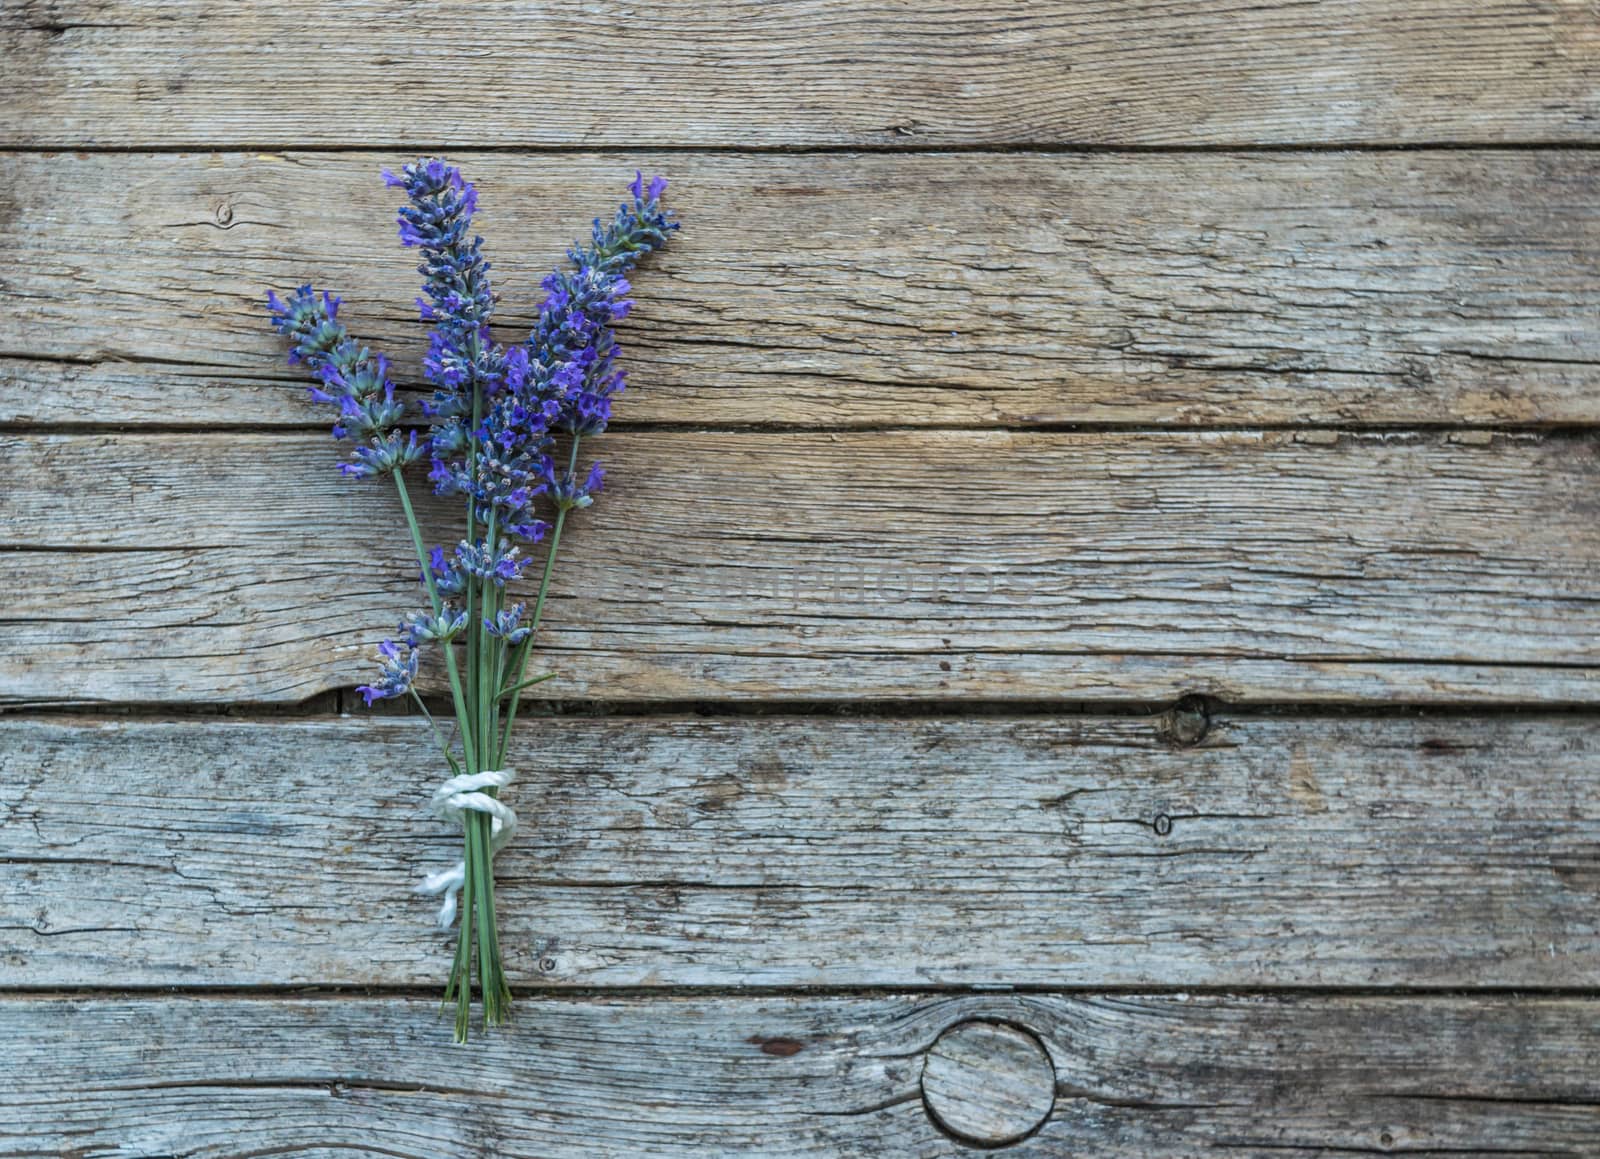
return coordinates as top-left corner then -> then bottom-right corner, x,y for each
4,1 -> 1598,148
3,428 -> 1599,706
921,1021 -> 1056,1146
3,3 -> 1594,1150
5,714 -> 1597,988
4,150 -> 1599,429
3,993 -> 1597,1156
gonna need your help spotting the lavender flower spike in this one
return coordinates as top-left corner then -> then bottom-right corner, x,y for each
266,285 -> 421,478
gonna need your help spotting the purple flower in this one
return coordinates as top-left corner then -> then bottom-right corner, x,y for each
265,165 -> 677,719
403,608 -> 467,646
356,639 -> 419,705
265,287 -> 415,477
629,170 -> 668,204
483,604 -> 531,646
551,461 -> 605,511
496,171 -> 677,520
411,167 -> 677,539
452,538 -> 529,587
426,546 -> 467,598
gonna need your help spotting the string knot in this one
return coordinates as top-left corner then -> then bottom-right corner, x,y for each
415,768 -> 517,930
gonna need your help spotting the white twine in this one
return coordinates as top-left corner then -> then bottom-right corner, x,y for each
415,768 -> 518,930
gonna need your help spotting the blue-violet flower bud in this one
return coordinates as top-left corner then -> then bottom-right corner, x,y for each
356,639 -> 419,706
483,604 -> 531,646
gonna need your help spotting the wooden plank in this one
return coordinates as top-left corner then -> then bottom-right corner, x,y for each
5,150 -> 1598,429
2,428 -> 1599,706
3,994 -> 1597,1154
4,714 -> 1597,988
4,2 -> 1597,148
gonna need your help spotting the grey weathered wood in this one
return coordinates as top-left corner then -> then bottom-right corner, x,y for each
3,429 -> 1599,705
3,994 -> 1597,1156
922,1021 -> 1056,1146
4,150 -> 1599,429
2,4 -> 1592,1151
4,714 -> 1597,987
5,1 -> 1598,148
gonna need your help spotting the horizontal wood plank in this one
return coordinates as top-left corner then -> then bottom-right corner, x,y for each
5,150 -> 1599,429
4,1 -> 1597,148
3,993 -> 1597,1155
2,429 -> 1598,705
4,714 -> 1597,988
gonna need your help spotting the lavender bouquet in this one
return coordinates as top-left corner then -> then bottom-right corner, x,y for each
267,161 -> 676,1039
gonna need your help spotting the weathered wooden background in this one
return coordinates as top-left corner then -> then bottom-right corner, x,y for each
3,1 -> 1599,1154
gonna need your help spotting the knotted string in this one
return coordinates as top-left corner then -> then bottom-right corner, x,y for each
415,768 -> 518,930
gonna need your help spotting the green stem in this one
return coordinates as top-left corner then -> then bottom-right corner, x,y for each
409,689 -> 460,776
495,509 -> 563,764
464,578 -> 478,754
470,809 -> 504,1022
394,467 -> 485,1040
471,512 -> 503,1019
467,381 -> 482,558
499,671 -> 556,699
479,510 -> 499,767
458,369 -> 511,1031
452,846 -> 475,1042
463,371 -> 483,765
392,471 -> 475,771
533,436 -> 581,639
495,434 -> 581,764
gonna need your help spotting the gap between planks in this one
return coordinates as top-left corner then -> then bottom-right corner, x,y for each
5,141 -> 1600,156
14,697 -> 1600,721
9,983 -> 1600,1000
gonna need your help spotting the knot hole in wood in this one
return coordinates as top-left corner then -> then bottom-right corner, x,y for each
1159,693 -> 1211,747
920,1019 -> 1057,1148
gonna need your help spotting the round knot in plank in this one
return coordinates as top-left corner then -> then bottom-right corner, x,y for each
921,1020 -> 1056,1147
